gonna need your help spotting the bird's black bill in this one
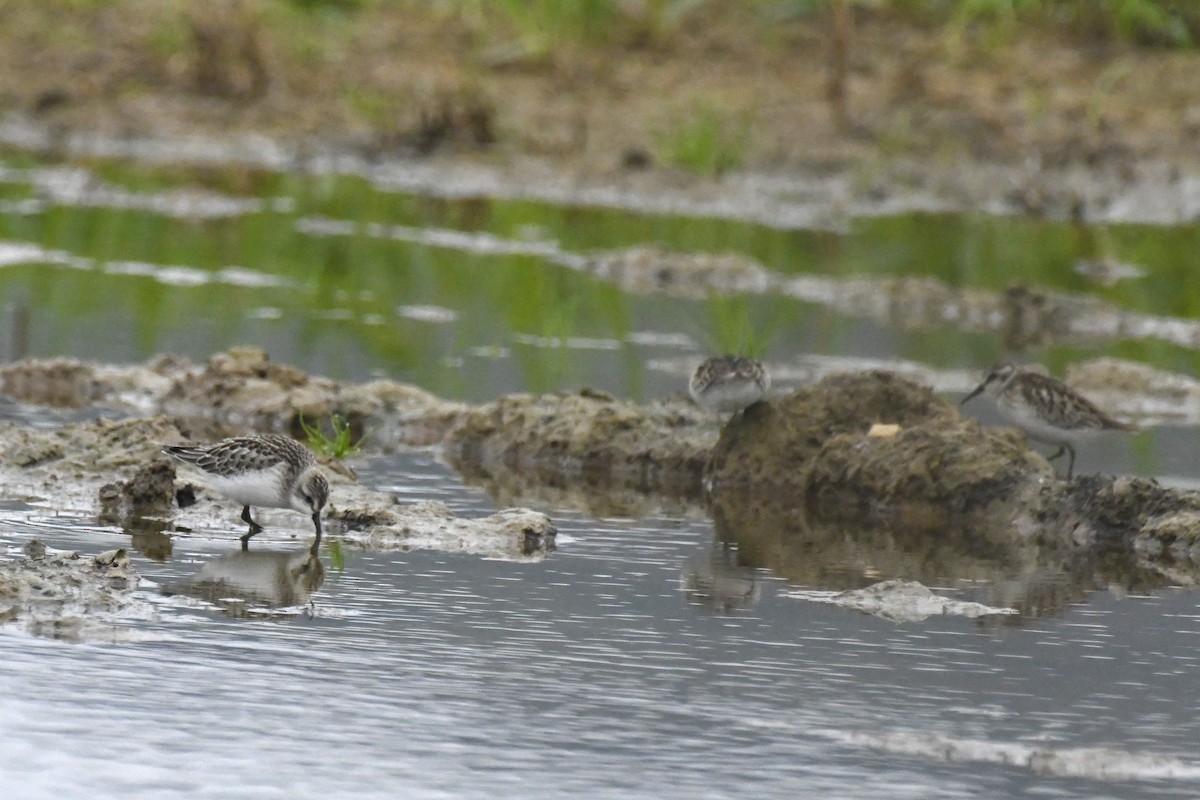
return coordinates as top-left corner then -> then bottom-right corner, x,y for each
960,383 -> 987,406
312,513 -> 323,546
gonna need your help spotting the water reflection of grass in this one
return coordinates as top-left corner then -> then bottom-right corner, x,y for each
703,294 -> 781,359
7,150 -> 1200,399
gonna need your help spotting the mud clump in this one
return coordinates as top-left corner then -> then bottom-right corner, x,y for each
1061,476 -> 1200,579
708,371 -> 1049,513
327,494 -> 557,561
0,358 -> 98,407
0,415 -> 187,473
703,372 -> 1200,599
99,457 -> 177,523
443,389 -> 716,500
159,346 -> 463,446
0,544 -> 150,642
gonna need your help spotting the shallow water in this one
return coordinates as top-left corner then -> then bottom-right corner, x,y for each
3,145 -> 1200,797
1,452 -> 1199,798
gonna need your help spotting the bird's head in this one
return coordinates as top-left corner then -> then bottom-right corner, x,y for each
961,362 -> 1017,406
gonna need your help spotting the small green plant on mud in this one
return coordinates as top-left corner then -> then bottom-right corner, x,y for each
626,0 -> 709,45
486,0 -> 618,62
300,413 -> 362,459
655,103 -> 753,177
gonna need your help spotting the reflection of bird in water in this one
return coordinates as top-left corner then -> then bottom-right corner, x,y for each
163,434 -> 329,550
164,544 -> 325,613
960,361 -> 1136,479
680,543 -> 760,613
689,355 -> 770,415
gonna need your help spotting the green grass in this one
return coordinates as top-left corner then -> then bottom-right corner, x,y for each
703,294 -> 780,359
480,0 -> 620,62
300,413 -> 363,459
654,103 -> 753,177
935,0 -> 1196,47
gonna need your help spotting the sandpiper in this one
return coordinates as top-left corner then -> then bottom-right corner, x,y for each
689,355 -> 770,414
163,434 -> 329,549
960,362 -> 1135,479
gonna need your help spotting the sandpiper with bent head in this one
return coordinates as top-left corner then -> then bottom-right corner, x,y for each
163,434 -> 329,550
689,355 -> 770,415
960,362 -> 1135,479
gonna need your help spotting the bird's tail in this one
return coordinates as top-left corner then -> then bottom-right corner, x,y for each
162,444 -> 207,464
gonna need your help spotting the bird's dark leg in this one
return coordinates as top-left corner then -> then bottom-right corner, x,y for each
240,505 -> 263,551
241,505 -> 264,532
1065,443 -> 1076,480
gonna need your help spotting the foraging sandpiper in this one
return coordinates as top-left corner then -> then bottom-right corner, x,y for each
960,362 -> 1135,479
163,434 -> 329,549
689,355 -> 770,414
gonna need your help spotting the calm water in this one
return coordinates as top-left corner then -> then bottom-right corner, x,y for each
2,146 -> 1200,797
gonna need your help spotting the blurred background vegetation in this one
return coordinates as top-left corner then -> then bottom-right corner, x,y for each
3,0 -> 1198,180
3,0 -> 1200,399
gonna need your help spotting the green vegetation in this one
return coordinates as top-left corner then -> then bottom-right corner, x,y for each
703,294 -> 779,359
654,103 -> 753,177
6,144 -> 1200,399
942,0 -> 1196,46
301,413 -> 363,460
432,0 -> 1200,49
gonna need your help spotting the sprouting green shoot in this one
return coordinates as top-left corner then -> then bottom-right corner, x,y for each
325,539 -> 347,573
300,413 -> 363,459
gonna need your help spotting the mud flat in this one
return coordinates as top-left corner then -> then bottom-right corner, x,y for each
2,349 -> 1199,614
0,542 -> 153,642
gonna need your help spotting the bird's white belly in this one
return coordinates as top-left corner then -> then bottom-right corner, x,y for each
200,467 -> 290,509
998,400 -> 1094,446
700,381 -> 767,414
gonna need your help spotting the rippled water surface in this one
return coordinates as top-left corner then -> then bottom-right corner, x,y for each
3,145 -> 1200,797
0,453 -> 1198,798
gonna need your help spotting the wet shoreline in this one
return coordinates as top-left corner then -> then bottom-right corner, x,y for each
1,348 -> 1197,585
5,114 -> 1200,230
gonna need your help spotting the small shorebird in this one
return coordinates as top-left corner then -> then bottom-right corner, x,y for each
163,434 -> 329,549
960,362 -> 1135,479
689,355 -> 770,415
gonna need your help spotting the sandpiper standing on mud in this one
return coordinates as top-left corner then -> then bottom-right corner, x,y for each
163,434 -> 329,549
689,355 -> 771,415
960,362 -> 1136,479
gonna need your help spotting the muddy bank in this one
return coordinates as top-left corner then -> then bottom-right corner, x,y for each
0,542 -> 154,642
12,111 -> 1199,229
0,346 -> 464,446
6,1 -> 1200,255
707,371 -> 1200,613
443,388 -> 716,503
2,348 -> 1200,592
327,493 -> 554,561
297,220 -> 1200,354
0,408 -> 555,562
